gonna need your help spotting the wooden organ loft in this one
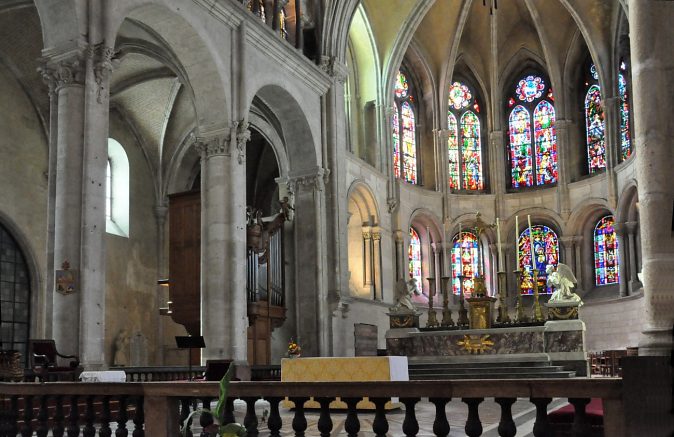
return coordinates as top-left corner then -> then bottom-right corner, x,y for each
166,191 -> 288,365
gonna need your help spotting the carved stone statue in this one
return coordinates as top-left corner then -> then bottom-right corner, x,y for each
391,278 -> 422,312
547,263 -> 582,306
112,329 -> 130,367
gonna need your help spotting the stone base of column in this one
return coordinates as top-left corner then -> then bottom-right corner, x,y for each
622,356 -> 673,436
638,327 -> 673,356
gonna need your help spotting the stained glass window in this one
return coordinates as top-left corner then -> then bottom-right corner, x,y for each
508,74 -> 557,188
448,112 -> 459,189
451,231 -> 480,297
447,81 -> 483,191
619,62 -> 632,161
594,215 -> 620,286
393,71 -> 418,184
409,227 -> 422,287
509,106 -> 532,187
585,84 -> 606,173
533,101 -> 558,185
518,225 -> 559,294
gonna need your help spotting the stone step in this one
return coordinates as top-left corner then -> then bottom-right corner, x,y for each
410,360 -> 552,369
410,370 -> 577,380
410,365 -> 568,375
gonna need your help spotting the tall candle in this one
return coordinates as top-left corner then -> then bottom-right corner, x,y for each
515,215 -> 519,268
527,215 -> 534,271
496,217 -> 503,272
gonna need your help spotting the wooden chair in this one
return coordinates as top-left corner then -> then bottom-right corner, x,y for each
28,339 -> 81,382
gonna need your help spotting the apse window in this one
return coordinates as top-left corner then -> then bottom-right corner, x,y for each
392,70 -> 419,185
106,138 -> 129,237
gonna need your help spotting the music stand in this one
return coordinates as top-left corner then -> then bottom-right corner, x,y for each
175,336 -> 205,380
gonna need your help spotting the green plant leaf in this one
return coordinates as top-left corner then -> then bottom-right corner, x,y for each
214,363 -> 235,424
219,423 -> 247,437
180,408 -> 210,437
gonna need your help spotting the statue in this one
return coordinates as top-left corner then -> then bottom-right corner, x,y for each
391,278 -> 422,312
547,263 -> 582,306
112,329 -> 130,367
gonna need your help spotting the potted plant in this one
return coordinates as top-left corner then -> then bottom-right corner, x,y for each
181,364 -> 247,437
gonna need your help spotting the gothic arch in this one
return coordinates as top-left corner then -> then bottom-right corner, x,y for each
567,197 -> 612,236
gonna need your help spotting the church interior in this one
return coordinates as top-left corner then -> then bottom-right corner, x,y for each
0,0 -> 672,434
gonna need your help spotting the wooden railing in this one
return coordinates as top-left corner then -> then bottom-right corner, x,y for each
0,379 -> 625,436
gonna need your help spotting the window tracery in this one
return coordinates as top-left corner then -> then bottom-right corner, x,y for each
447,81 -> 483,191
518,225 -> 559,294
594,215 -> 620,286
451,231 -> 480,297
585,63 -> 606,173
393,71 -> 418,184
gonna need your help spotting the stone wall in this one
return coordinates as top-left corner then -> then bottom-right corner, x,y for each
580,293 -> 644,352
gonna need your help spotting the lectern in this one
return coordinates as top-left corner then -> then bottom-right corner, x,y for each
175,336 -> 205,380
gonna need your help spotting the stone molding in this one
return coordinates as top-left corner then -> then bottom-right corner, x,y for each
88,43 -> 118,103
284,167 -> 329,194
625,221 -> 638,235
387,197 -> 398,213
319,56 -> 348,84
194,120 -> 250,163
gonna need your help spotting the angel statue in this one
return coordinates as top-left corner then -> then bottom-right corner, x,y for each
547,263 -> 583,306
390,278 -> 422,312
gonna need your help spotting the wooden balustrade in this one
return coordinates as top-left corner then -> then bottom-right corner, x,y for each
0,379 -> 625,436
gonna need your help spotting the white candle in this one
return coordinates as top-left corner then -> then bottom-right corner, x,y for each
496,218 -> 503,272
515,215 -> 519,268
528,215 -> 534,271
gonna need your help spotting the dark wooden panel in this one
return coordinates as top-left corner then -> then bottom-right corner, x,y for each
168,191 -> 201,337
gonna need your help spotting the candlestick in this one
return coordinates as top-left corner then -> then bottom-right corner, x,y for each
440,276 -> 454,327
426,277 -> 439,328
515,215 -> 519,267
496,217 -> 503,271
514,269 -> 529,323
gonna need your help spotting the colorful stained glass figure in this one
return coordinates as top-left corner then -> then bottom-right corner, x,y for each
448,82 -> 472,110
448,112 -> 459,190
509,105 -> 533,187
594,215 -> 620,286
533,101 -> 558,185
619,70 -> 632,161
516,75 -> 545,102
461,111 -> 483,190
392,105 -> 401,179
585,85 -> 606,173
508,97 -> 516,108
409,227 -> 422,287
547,89 -> 554,101
395,71 -> 409,99
451,231 -> 480,297
518,225 -> 559,294
590,64 -> 599,80
401,102 -> 417,184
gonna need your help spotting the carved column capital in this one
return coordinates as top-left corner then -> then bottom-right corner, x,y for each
319,56 -> 348,84
387,197 -> 398,213
39,52 -> 86,92
194,131 -> 229,159
572,235 -> 583,245
287,167 -> 329,193
234,120 -> 251,164
559,236 -> 576,247
87,43 -> 119,103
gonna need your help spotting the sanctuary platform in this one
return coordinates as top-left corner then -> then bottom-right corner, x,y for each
386,320 -> 588,376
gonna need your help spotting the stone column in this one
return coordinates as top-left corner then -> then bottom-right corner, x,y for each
613,222 -> 629,297
394,230 -> 404,280
555,120 -> 572,218
372,228 -> 382,300
573,236 -> 583,293
625,221 -> 642,294
603,97 -> 620,209
361,227 -> 373,289
559,236 -> 575,275
196,123 -> 249,363
630,1 -> 674,355
154,204 -> 169,364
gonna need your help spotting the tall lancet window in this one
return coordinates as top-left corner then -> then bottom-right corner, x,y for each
447,82 -> 483,191
618,61 -> 632,161
518,225 -> 559,294
451,231 -> 480,297
585,64 -> 606,173
393,70 -> 418,184
408,227 -> 422,286
508,74 -> 558,188
594,215 -> 620,286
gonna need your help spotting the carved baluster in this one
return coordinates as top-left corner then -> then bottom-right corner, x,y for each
4,395 -> 19,437
243,397 -> 259,437
221,398 -> 235,426
343,398 -> 360,437
463,398 -> 484,437
315,397 -> 334,437
289,397 -> 308,437
494,398 -> 517,437
132,396 -> 144,437
371,398 -> 389,437
179,398 -> 193,437
530,397 -> 552,437
116,395 -> 128,437
100,396 -> 112,437
36,395 -> 49,437
52,395 -> 65,437
265,397 -> 283,437
66,395 -> 79,437
429,397 -> 451,437
83,395 -> 96,437
20,395 -> 33,437
401,397 -> 420,437
569,398 -> 591,437
199,397 -> 214,437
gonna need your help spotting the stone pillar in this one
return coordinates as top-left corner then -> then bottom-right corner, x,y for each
603,97 -> 620,209
362,227 -> 373,289
630,1 -> 674,355
625,221 -> 642,294
613,222 -> 629,297
372,228 -> 382,300
394,230 -> 404,280
196,122 -> 249,363
555,120 -> 572,218
154,204 -> 169,364
573,236 -> 583,293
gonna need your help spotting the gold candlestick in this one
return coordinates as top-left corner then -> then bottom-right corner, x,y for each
426,277 -> 439,328
496,271 -> 511,324
514,269 -> 529,323
531,269 -> 545,322
440,276 -> 454,327
457,275 -> 470,326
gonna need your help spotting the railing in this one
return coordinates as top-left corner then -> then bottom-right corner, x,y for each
0,378 -> 625,436
123,366 -> 206,382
